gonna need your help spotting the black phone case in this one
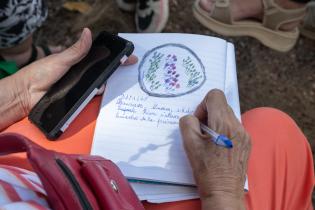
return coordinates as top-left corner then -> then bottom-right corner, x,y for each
29,32 -> 134,140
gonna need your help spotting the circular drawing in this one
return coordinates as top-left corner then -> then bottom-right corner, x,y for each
138,43 -> 206,97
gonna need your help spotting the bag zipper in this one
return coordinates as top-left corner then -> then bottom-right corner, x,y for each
56,158 -> 93,210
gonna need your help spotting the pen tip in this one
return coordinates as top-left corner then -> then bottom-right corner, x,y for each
224,139 -> 233,148
218,134 -> 233,148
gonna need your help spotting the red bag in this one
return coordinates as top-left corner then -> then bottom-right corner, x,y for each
0,133 -> 145,210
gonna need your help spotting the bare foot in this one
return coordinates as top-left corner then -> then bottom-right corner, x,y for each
199,0 -> 306,30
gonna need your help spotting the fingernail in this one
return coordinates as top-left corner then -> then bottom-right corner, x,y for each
81,28 -> 88,39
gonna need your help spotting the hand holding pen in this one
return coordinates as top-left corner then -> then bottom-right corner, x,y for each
200,122 -> 233,148
179,89 -> 251,209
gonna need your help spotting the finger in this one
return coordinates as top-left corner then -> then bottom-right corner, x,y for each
122,55 -> 138,66
202,89 -> 228,127
57,28 -> 92,67
205,89 -> 228,108
96,84 -> 105,95
194,100 -> 207,123
179,115 -> 204,154
194,89 -> 226,123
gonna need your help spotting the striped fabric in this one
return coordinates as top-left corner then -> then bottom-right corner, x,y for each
0,165 -> 50,210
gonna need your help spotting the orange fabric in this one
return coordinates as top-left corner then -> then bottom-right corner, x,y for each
0,98 -> 313,210
243,107 -> 314,210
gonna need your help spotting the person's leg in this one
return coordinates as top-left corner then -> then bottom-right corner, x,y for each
199,0 -> 307,31
242,107 -> 314,210
0,35 -> 62,68
0,0 -> 62,68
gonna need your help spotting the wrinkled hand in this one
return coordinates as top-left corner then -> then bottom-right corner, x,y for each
16,28 -> 137,114
179,89 -> 251,210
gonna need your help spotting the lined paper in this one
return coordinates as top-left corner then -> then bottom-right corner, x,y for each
92,34 -> 229,185
120,41 -> 246,203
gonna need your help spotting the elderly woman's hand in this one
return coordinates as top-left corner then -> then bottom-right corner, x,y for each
179,89 -> 251,210
0,28 -> 137,130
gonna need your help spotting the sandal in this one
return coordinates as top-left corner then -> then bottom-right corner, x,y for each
116,0 -> 137,12
0,44 -> 52,79
300,2 -> 315,40
193,0 -> 306,52
136,0 -> 169,33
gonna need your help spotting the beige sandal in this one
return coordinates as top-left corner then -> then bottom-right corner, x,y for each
193,0 -> 306,52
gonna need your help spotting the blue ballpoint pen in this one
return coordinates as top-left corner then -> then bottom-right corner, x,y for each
200,122 -> 233,148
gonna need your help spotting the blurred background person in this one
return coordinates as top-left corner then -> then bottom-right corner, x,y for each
0,0 -> 62,79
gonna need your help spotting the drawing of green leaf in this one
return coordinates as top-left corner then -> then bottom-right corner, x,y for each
182,56 -> 202,88
145,51 -> 164,91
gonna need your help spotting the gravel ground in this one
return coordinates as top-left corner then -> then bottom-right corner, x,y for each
37,0 -> 315,201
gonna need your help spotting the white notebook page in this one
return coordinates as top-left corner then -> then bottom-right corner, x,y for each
92,34 -> 228,185
127,42 -> 247,203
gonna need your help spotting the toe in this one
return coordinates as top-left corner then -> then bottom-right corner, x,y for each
200,0 -> 214,12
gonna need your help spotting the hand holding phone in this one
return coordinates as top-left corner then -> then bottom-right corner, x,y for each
29,31 -> 134,140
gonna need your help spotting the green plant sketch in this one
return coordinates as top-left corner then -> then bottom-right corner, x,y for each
182,56 -> 202,87
144,51 -> 164,91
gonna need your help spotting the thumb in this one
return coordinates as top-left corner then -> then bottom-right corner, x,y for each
179,115 -> 204,154
57,28 -> 92,66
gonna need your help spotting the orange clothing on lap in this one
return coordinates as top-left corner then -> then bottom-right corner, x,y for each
1,98 -> 314,210
243,108 -> 314,210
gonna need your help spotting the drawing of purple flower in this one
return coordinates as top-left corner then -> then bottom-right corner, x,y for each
163,54 -> 180,91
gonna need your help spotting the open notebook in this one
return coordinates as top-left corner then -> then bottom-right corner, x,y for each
91,34 -> 246,202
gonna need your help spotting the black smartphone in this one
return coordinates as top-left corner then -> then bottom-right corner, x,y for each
29,31 -> 134,140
